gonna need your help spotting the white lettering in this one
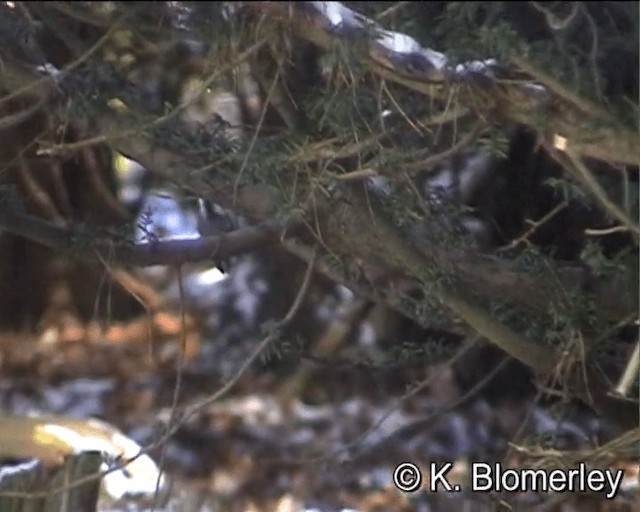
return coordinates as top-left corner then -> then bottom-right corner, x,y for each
548,469 -> 568,491
430,462 -> 454,492
468,462 -> 626,498
604,469 -> 624,499
587,470 -> 605,492
472,463 -> 492,491
501,469 -> 519,492
520,468 -> 546,492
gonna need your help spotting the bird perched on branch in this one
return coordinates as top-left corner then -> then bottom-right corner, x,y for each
196,198 -> 238,272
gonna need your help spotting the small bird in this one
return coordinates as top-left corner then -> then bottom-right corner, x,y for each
197,198 -> 234,235
196,198 -> 237,272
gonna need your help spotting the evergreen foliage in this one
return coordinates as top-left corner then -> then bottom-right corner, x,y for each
0,0 -> 637,439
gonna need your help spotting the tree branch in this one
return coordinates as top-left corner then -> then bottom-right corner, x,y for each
0,207 -> 294,266
96,113 -> 638,323
248,2 -> 640,167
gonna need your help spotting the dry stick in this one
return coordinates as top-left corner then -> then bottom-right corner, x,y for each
558,148 -> 640,240
112,220 -> 292,266
232,56 -> 282,208
383,79 -> 429,137
331,124 -> 482,182
80,145 -> 130,222
0,96 -> 46,130
43,115 -> 74,217
0,125 -> 48,175
93,246 -> 114,327
254,55 -> 301,131
401,123 -> 482,174
110,269 -> 167,311
47,161 -> 74,218
509,54 -> 611,123
16,154 -> 65,222
530,1 -> 580,31
585,226 -> 633,237
581,6 -> 603,100
289,108 -> 471,169
37,133 -> 133,157
581,427 -> 640,463
95,253 -> 158,359
375,1 -> 411,20
501,199 -> 569,251
614,340 -> 640,397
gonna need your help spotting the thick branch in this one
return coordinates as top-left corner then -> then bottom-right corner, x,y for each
98,113 -> 637,323
0,207 -> 292,266
319,185 -> 557,372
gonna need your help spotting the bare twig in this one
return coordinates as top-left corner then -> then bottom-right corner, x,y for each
173,247 -> 318,423
79,145 -> 131,222
156,264 -> 187,507
402,124 -> 483,174
375,2 -> 411,21
501,200 -> 568,251
584,226 -> 632,236
0,96 -> 46,130
530,2 -> 580,31
37,133 -> 133,157
328,124 -> 482,181
233,56 -> 281,207
614,340 -> 640,398
16,155 -> 65,222
551,146 -> 640,241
